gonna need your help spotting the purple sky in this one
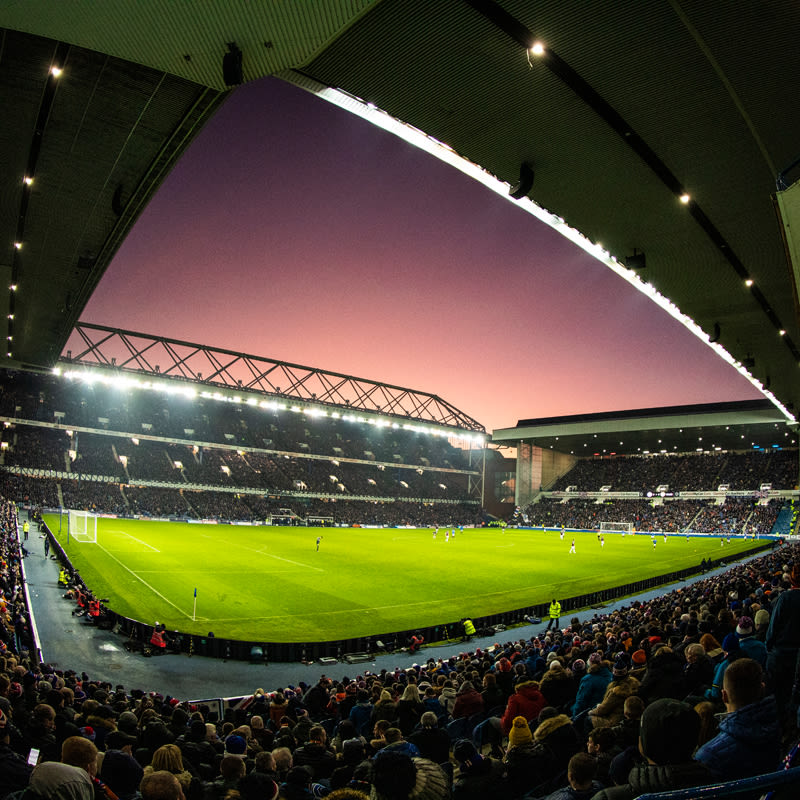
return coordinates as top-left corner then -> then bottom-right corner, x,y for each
82,77 -> 760,432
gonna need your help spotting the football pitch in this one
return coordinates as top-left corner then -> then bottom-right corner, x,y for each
44,516 -> 759,643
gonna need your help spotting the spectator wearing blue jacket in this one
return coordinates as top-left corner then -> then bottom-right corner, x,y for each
695,658 -> 782,780
571,654 -> 612,718
734,616 -> 767,667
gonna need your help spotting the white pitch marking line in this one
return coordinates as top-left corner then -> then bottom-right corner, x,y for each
254,548 -> 324,572
95,542 -> 192,619
118,532 -> 160,552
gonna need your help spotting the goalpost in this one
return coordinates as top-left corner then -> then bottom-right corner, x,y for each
68,509 -> 98,543
599,521 -> 634,534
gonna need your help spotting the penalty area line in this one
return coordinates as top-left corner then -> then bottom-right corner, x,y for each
95,542 -> 192,620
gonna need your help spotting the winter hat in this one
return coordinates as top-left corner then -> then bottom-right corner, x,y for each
722,633 -> 741,653
80,726 -> 96,741
224,734 -> 247,757
631,650 -> 647,666
117,711 -> 138,735
755,609 -> 770,628
508,716 -> 533,747
453,738 -> 482,768
105,731 -> 137,751
736,616 -> 754,637
612,654 -> 630,678
100,749 -> 144,796
639,699 -> 700,765
571,659 -> 586,675
546,652 -> 559,662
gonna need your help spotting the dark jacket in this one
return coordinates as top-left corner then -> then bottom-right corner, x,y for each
637,651 -> 687,704
694,694 -> 782,780
291,741 -> 336,779
452,756 -> 505,800
590,761 -> 715,800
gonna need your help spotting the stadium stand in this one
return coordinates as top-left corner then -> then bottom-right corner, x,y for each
0,370 -> 482,527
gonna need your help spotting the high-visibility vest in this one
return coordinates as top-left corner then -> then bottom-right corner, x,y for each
463,619 -> 476,636
549,601 -> 561,619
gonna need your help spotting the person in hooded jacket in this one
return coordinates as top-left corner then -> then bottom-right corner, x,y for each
571,656 -> 612,719
589,655 -> 640,730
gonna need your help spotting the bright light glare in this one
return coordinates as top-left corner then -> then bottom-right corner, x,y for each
530,42 -> 545,56
679,193 -> 691,204
50,66 -> 62,77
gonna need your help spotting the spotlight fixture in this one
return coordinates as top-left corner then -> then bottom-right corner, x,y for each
509,162 -> 534,199
625,250 -> 646,270
530,41 -> 545,56
222,42 -> 243,86
679,193 -> 691,204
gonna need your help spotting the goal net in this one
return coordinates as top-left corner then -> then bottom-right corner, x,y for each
68,510 -> 98,543
599,521 -> 634,534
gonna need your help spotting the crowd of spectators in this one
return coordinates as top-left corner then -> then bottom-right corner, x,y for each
550,451 -> 797,492
0,371 -> 474,471
1,495 -> 800,800
525,497 -> 784,536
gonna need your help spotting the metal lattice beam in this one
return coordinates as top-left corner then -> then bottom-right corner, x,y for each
62,323 -> 485,433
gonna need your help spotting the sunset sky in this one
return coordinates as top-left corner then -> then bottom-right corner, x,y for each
81,77 -> 760,433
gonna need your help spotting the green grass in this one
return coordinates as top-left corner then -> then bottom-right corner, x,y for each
45,516 -> 760,643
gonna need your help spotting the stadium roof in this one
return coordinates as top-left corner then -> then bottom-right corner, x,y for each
2,1 -> 800,424
492,399 -> 797,457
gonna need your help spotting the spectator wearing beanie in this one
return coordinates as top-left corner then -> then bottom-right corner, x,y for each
754,608 -> 770,642
504,716 -> 545,797
588,655 -> 639,729
452,738 -> 503,800
591,698 -> 713,800
734,616 -> 766,667
571,655 -> 611,719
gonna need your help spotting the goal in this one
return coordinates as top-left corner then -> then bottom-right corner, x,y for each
68,510 -> 98,543
599,521 -> 634,534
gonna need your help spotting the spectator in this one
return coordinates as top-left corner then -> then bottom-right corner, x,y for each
543,752 -> 603,800
695,658 -> 781,780
589,699 -> 713,800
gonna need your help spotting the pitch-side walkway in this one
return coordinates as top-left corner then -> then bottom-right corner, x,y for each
19,513 -> 773,702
